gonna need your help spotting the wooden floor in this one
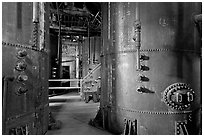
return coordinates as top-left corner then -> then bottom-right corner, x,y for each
46,91 -> 111,135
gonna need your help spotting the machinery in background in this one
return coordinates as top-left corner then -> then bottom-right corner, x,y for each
48,3 -> 102,98
81,37 -> 102,103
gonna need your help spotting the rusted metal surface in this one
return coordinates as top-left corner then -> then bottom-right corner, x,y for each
100,2 -> 201,135
2,2 -> 50,135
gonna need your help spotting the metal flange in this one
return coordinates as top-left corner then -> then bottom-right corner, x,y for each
163,83 -> 194,111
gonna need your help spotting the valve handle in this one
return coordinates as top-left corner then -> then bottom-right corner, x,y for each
187,92 -> 194,102
17,74 -> 28,82
16,87 -> 28,95
17,50 -> 27,58
176,93 -> 183,103
15,61 -> 27,71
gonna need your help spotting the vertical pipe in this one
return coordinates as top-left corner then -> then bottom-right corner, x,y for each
135,3 -> 140,20
80,79 -> 82,94
134,3 -> 141,70
56,2 -> 62,78
2,77 -> 7,134
93,38 -> 96,63
39,2 -> 45,50
3,76 -> 14,134
33,2 -> 39,23
78,36 -> 82,79
88,22 -> 90,64
33,2 -> 39,49
17,2 -> 22,29
76,44 -> 79,85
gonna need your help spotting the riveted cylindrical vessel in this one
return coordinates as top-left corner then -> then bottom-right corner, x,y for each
100,2 -> 201,135
2,2 -> 50,134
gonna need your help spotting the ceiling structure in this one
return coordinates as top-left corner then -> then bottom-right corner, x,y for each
49,2 -> 102,37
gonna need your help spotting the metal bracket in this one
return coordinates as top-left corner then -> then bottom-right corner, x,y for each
137,86 -> 154,94
123,118 -> 137,135
175,121 -> 189,135
15,87 -> 28,96
15,60 -> 27,71
9,124 -> 29,135
138,74 -> 149,82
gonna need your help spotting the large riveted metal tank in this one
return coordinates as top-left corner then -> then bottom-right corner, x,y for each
100,2 -> 201,135
2,2 -> 50,134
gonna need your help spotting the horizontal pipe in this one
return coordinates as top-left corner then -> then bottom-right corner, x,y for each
61,42 -> 78,45
49,79 -> 82,82
49,87 -> 81,89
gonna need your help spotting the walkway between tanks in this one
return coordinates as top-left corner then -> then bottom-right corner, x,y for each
46,91 -> 111,135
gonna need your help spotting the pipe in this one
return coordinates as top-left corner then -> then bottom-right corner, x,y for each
56,2 -> 62,78
39,2 -> 45,50
194,14 -> 202,38
134,3 -> 141,70
2,76 -> 14,134
33,2 -> 39,23
194,14 -> 202,23
88,22 -> 91,64
82,63 -> 101,81
76,44 -> 79,85
93,38 -> 96,63
32,2 -> 39,49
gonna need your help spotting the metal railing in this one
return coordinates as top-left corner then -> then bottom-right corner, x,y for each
82,63 -> 101,82
49,79 -> 82,93
48,63 -> 101,93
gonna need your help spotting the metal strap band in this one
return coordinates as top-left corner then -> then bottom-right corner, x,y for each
2,41 -> 46,53
102,48 -> 201,56
115,106 -> 193,115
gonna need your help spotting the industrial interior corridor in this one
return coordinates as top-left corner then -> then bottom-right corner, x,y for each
47,91 -> 111,135
2,2 -> 201,135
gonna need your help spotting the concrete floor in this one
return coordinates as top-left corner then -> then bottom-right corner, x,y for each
46,91 -> 112,135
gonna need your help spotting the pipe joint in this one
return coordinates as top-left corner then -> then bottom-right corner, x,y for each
134,20 -> 141,29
